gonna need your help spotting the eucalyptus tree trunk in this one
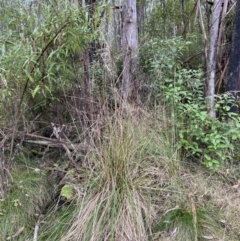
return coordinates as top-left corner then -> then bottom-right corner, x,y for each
122,0 -> 139,101
180,0 -> 186,32
206,0 -> 223,118
225,0 -> 240,114
197,0 -> 208,66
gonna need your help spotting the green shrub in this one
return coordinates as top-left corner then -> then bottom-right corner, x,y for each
140,36 -> 240,168
178,93 -> 240,168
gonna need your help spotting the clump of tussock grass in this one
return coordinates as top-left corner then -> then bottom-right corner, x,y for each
61,110 -> 177,241
53,106 -> 230,241
153,204 -> 221,241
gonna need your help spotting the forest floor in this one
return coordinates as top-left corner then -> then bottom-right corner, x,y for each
1,109 -> 240,241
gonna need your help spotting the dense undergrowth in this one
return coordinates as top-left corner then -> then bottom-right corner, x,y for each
1,108 -> 240,241
1,1 -> 240,241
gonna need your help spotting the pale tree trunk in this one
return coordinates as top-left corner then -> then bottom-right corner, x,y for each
226,0 -> 240,114
197,0 -> 208,68
206,0 -> 223,118
122,0 -> 139,102
180,0 -> 186,33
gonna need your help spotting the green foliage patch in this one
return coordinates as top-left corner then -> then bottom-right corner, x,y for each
140,36 -> 240,168
0,0 -> 103,118
0,159 -> 52,240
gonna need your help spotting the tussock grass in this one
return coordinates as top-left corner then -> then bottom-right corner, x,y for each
57,108 -> 229,241
153,205 -> 220,241
61,110 -> 176,241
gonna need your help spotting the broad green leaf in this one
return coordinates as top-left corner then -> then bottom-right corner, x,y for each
60,184 -> 73,200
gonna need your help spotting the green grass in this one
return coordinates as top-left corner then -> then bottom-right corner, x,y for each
38,204 -> 76,241
0,157 -> 53,240
153,205 -> 221,241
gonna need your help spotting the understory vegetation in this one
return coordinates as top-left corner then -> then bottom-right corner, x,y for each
1,0 -> 240,241
2,111 -> 240,241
